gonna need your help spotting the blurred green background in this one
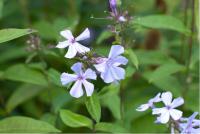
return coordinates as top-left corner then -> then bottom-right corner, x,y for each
0,0 -> 199,133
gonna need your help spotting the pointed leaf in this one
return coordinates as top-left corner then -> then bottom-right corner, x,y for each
60,109 -> 93,129
0,28 -> 36,44
6,84 -> 45,113
85,93 -> 101,123
3,64 -> 48,86
133,15 -> 190,35
0,116 -> 60,132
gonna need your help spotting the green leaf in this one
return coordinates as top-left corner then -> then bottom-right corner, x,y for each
0,46 -> 28,63
3,64 -> 48,86
101,94 -> 121,120
133,15 -> 190,35
95,122 -> 128,133
0,116 -> 60,132
0,0 -> 3,18
60,109 -> 93,129
85,93 -> 101,123
33,20 -> 57,40
135,50 -> 175,65
47,68 -> 62,87
6,84 -> 45,113
0,28 -> 36,44
143,72 -> 182,96
97,31 -> 113,44
149,63 -> 185,82
126,49 -> 139,69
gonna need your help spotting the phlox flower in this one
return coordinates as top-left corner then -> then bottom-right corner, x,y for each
179,112 -> 200,134
152,91 -> 184,124
56,28 -> 90,58
136,93 -> 161,111
94,45 -> 128,83
61,62 -> 96,98
109,0 -> 118,16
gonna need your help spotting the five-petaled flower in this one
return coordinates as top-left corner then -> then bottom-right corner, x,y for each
136,93 -> 161,111
94,45 -> 128,83
56,28 -> 90,58
152,91 -> 184,124
60,62 -> 97,98
179,112 -> 200,134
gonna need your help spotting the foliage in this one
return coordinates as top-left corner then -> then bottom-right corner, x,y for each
0,0 -> 198,133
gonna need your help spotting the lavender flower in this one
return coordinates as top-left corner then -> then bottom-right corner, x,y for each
152,92 -> 184,124
56,28 -> 90,58
61,62 -> 96,98
109,0 -> 118,16
94,45 -> 128,83
136,93 -> 161,111
179,112 -> 200,134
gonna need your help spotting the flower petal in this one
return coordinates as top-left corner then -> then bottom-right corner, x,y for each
113,56 -> 128,66
83,80 -> 94,96
75,28 -> 90,41
108,45 -> 124,58
170,109 -> 183,121
74,42 -> 90,53
71,62 -> 83,75
159,111 -> 170,124
152,108 -> 166,115
84,69 -> 97,80
110,66 -> 125,80
161,91 -> 172,106
171,97 -> 184,108
101,67 -> 114,83
70,81 -> 84,98
94,62 -> 107,73
152,93 -> 161,103
60,30 -> 74,40
65,45 -> 77,58
60,73 -> 77,85
56,41 -> 70,48
136,104 -> 149,111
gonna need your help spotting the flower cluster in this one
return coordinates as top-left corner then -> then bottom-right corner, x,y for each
57,28 -> 128,98
136,91 -> 200,134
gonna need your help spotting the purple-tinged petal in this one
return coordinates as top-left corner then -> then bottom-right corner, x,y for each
109,0 -> 118,16
70,81 -> 84,98
71,62 -> 83,75
110,66 -> 125,80
101,67 -> 114,83
75,28 -> 90,41
113,56 -> 128,66
108,45 -> 124,58
94,62 -> 107,73
152,93 -> 161,103
171,97 -> 184,108
56,41 -> 70,48
60,73 -> 77,85
83,80 -> 94,96
161,91 -> 172,106
60,30 -> 74,40
74,42 -> 90,53
136,104 -> 149,111
84,69 -> 97,80
65,45 -> 77,58
170,109 -> 183,121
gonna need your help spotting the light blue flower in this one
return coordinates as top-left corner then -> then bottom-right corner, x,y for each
180,112 -> 200,134
94,45 -> 128,83
61,62 -> 96,98
56,28 -> 90,58
136,93 -> 161,111
152,91 -> 184,124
